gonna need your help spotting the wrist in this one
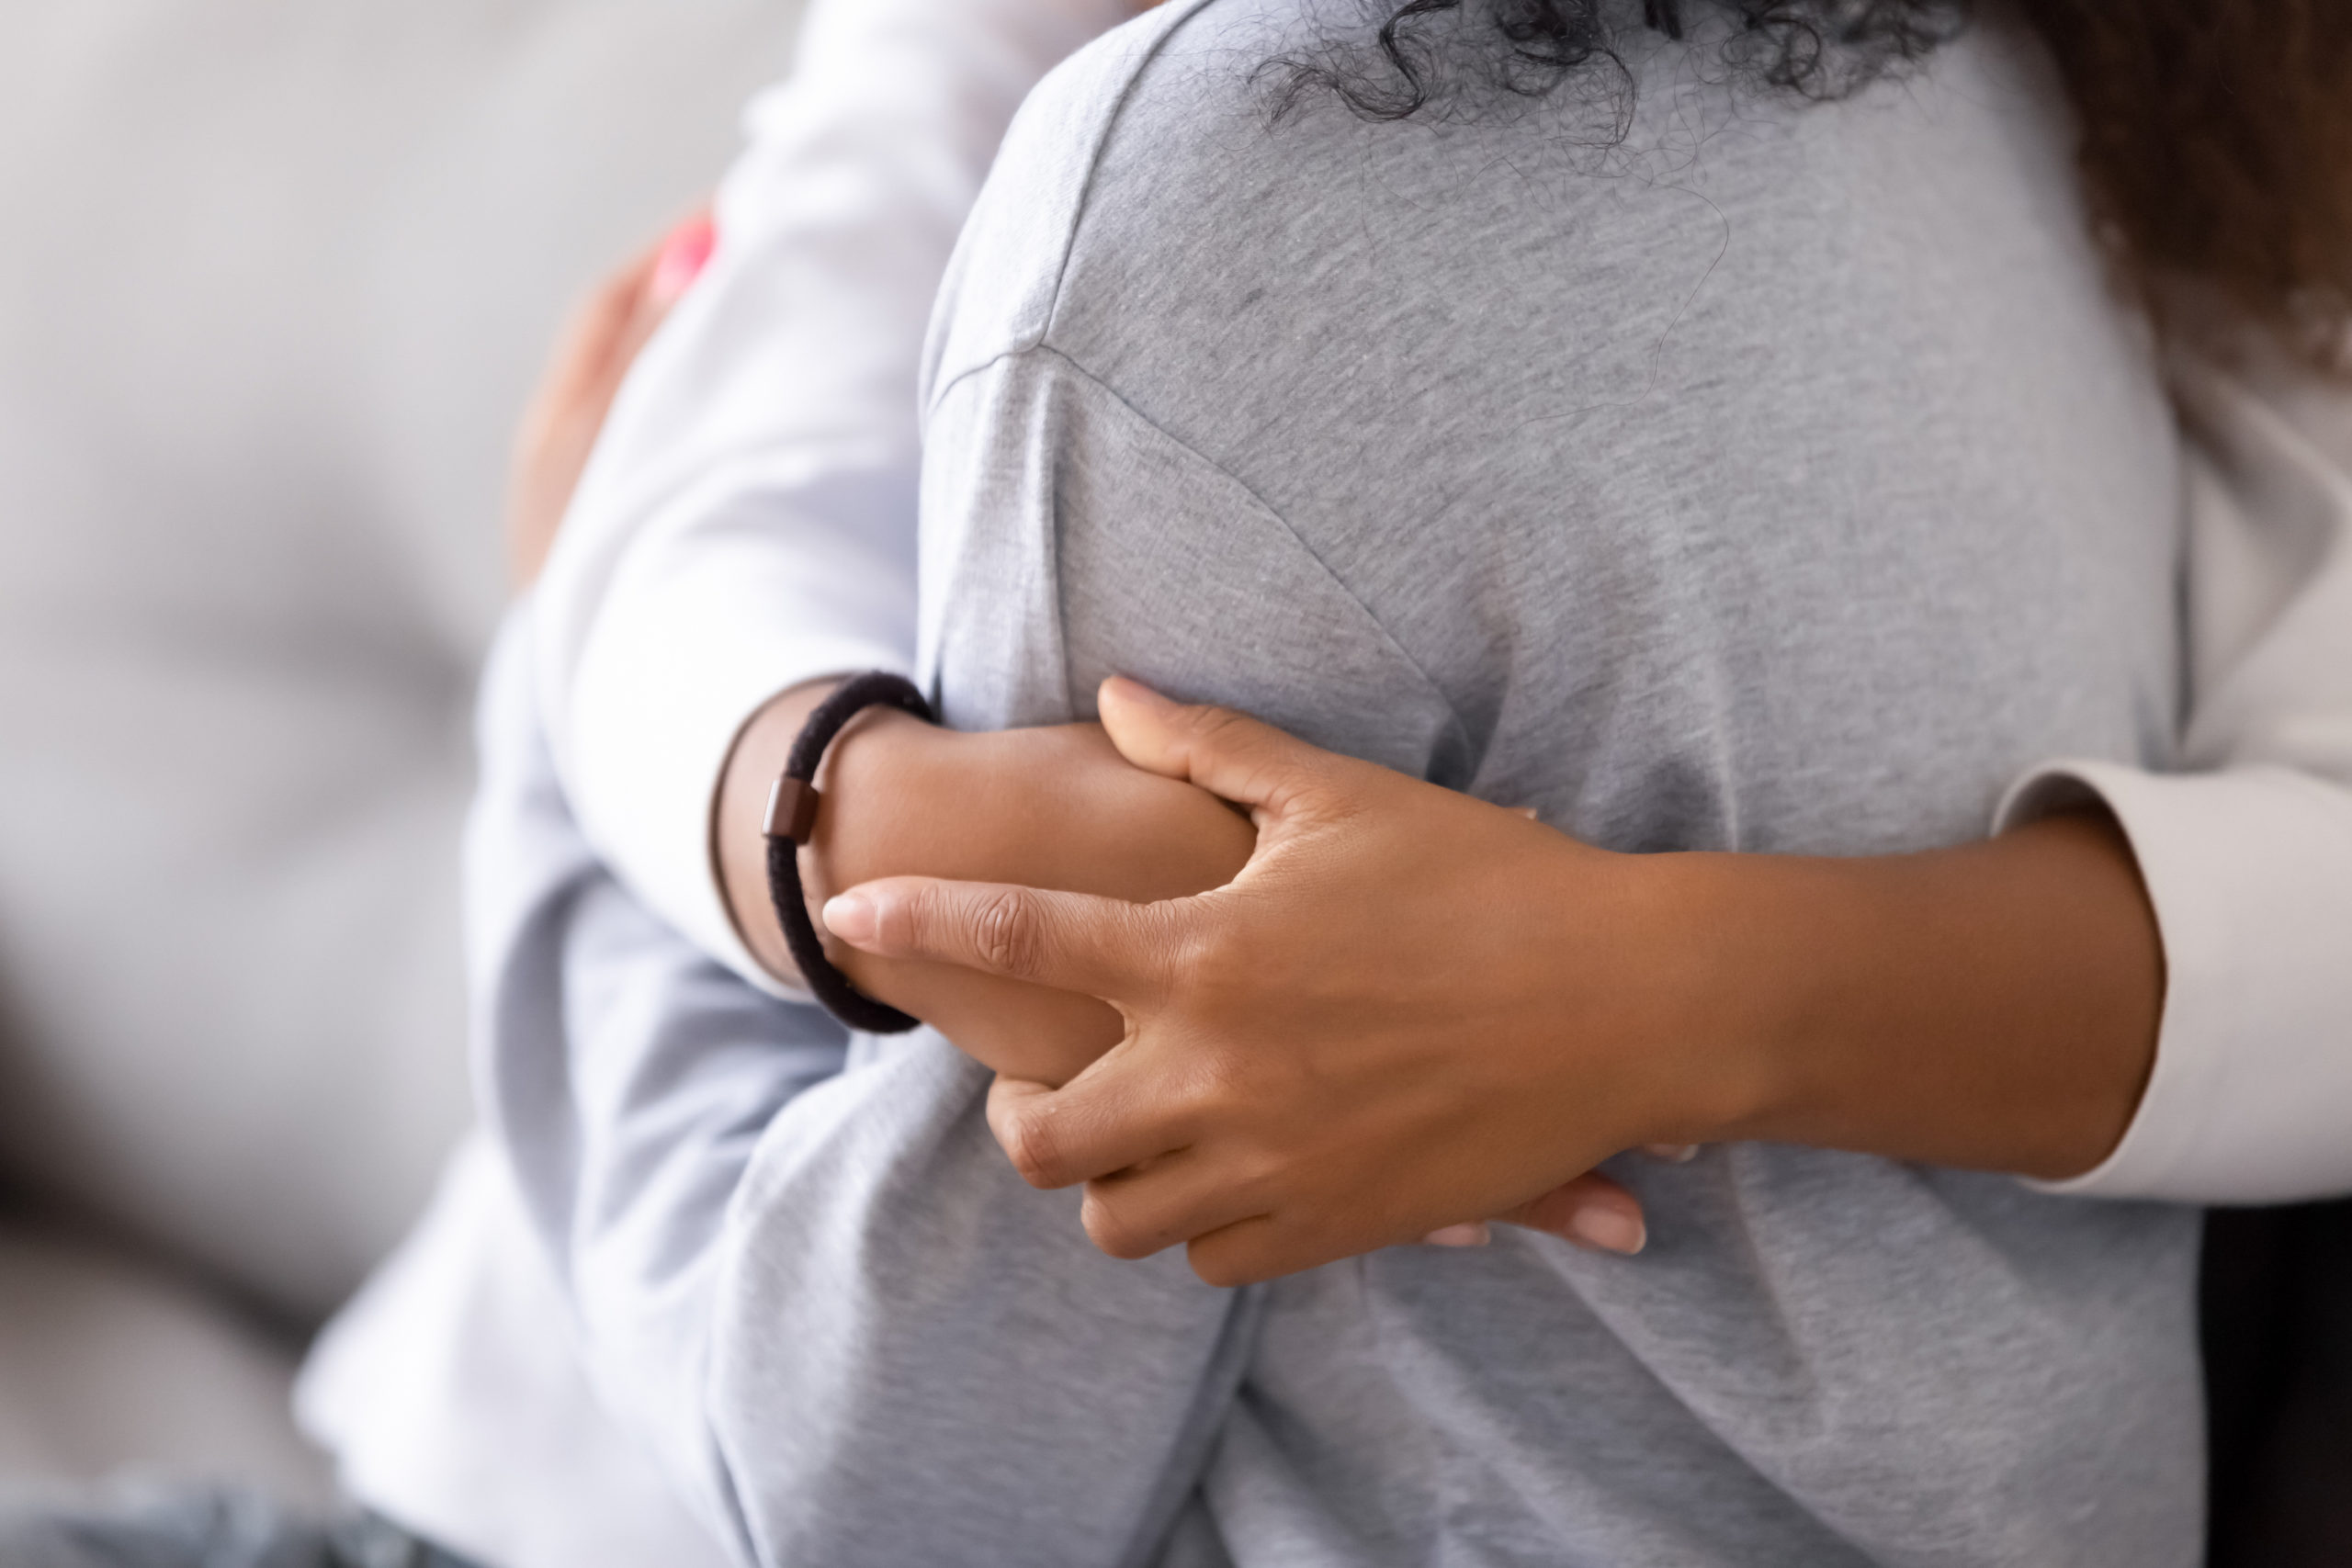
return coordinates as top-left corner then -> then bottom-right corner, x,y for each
714,682 -> 955,987
1662,851 -> 1876,1152
804,705 -> 962,909
1661,820 -> 2160,1179
716,683 -> 830,985
1624,850 -> 1809,1149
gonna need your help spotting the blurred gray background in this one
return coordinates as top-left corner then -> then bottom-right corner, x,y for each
0,0 -> 797,1498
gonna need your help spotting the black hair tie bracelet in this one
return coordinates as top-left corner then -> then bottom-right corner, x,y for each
763,671 -> 937,1034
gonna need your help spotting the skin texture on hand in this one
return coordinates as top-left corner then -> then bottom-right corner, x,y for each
822,681 -> 1741,1281
820,680 -> 2165,1287
715,689 -> 1654,1252
716,694 -> 1258,1087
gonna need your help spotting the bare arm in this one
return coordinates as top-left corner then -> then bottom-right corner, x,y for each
715,689 -> 1255,1087
1708,806 -> 2158,1180
819,681 -> 2165,1283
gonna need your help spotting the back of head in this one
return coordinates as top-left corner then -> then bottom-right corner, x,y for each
1266,0 -> 2352,370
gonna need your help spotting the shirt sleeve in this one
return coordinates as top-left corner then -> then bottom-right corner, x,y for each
529,0 -> 1133,996
2005,345 -> 2352,1203
472,600 -> 1246,1568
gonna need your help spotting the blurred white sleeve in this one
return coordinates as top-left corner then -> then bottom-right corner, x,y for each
531,0 -> 1131,996
2005,344 -> 2352,1202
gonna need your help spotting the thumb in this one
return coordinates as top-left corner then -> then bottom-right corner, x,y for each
1097,678 -> 1348,822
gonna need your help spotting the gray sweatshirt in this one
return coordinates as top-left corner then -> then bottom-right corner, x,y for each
488,1 -> 2199,1563
918,0 -> 2197,1561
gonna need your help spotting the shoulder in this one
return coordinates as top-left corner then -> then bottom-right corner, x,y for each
921,0 -> 1315,409
922,0 -> 1212,402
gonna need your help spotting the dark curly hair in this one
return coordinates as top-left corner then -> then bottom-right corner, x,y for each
1268,0 -> 2352,370
1264,0 -> 1962,121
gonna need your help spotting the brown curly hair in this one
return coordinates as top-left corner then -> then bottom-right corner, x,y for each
1272,0 -> 2352,370
2030,1 -> 2352,369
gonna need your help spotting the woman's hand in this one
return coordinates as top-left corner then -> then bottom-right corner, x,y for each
820,679 -> 2165,1286
716,689 -> 1655,1252
820,681 -> 1742,1280
506,209 -> 715,588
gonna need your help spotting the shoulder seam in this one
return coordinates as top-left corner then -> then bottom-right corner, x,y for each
1033,0 -> 1223,353
922,0 -> 1216,426
1017,342 -> 1474,754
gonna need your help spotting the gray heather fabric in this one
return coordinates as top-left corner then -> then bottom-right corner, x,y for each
916,0 -> 2199,1562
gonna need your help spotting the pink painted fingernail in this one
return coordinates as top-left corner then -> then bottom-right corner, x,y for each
821,892 -> 876,946
1565,1203 -> 1646,1256
650,214 -> 717,306
1422,1222 -> 1491,1247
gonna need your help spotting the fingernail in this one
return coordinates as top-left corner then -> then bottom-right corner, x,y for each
1101,676 -> 1174,713
820,891 -> 876,946
650,214 -> 717,305
1565,1203 -> 1646,1256
1645,1144 -> 1700,1164
1422,1222 -> 1491,1248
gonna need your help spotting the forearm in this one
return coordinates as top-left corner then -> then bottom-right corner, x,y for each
1985,344 -> 2352,1203
810,684 -> 2185,1281
1755,345 -> 2352,1195
768,700 -> 2161,1183
1702,810 -> 2162,1181
718,690 -> 1254,1082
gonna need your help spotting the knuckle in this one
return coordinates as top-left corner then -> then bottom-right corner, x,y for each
1229,1148 -> 1292,1208
999,1110 -> 1067,1190
1129,898 -> 1202,987
972,889 -> 1046,980
1156,916 -> 1237,1011
1187,1240 -> 1261,1291
1180,1049 -> 1252,1118
1174,946 -> 1263,1035
1162,905 -> 1225,975
1081,1192 -> 1159,1261
1178,702 -> 1246,742
869,883 -> 932,955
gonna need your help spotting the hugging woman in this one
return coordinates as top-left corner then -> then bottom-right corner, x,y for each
854,0 -> 2191,1556
360,1 -> 2352,1565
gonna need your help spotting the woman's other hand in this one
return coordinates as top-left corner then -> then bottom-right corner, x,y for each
506,209 -> 715,589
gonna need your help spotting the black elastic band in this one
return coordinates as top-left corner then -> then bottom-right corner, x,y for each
763,671 -> 936,1034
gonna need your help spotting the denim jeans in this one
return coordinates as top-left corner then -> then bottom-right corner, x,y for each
0,1485 -> 480,1568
